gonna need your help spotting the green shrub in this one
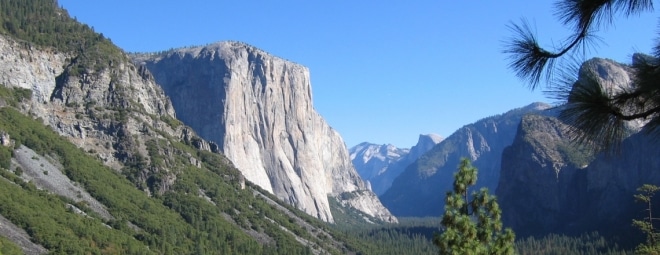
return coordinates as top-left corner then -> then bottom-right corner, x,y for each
0,235 -> 23,255
0,144 -> 11,169
14,167 -> 23,176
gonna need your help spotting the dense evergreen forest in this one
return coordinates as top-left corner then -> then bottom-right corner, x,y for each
0,0 -> 646,254
0,0 -> 121,73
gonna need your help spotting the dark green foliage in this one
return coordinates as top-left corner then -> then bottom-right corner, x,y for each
159,115 -> 182,129
633,184 -> 660,254
12,166 -> 21,176
0,169 -> 152,254
434,158 -> 515,255
0,144 -> 10,169
515,232 -> 630,255
330,214 -> 441,255
0,85 -> 31,108
0,0 -> 123,73
557,142 -> 594,168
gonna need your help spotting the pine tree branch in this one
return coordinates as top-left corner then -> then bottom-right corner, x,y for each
610,105 -> 660,121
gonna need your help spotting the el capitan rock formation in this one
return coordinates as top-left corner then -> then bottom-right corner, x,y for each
134,42 -> 395,223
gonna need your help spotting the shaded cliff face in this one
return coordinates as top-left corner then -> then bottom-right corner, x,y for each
496,114 -> 585,236
496,57 -> 660,243
135,42 -> 395,223
497,114 -> 660,240
350,134 -> 442,195
380,103 -> 549,217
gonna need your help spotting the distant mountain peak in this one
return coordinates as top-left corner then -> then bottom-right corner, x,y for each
380,103 -> 548,217
350,134 -> 443,195
419,133 -> 443,144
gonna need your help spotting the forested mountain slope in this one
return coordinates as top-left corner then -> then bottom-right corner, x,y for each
0,1 -> 385,253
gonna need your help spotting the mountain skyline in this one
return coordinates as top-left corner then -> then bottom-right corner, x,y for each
57,1 -> 657,147
1,1 -> 655,253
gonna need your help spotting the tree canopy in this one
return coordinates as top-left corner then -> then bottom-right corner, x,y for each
434,158 -> 515,255
633,184 -> 660,254
504,0 -> 659,151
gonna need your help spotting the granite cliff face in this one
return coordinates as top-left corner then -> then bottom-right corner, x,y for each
380,103 -> 549,217
350,134 -> 442,195
134,42 -> 395,223
496,57 -> 660,241
496,114 -> 585,236
497,113 -> 660,239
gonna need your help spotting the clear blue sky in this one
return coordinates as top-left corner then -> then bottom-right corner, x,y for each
58,1 -> 656,148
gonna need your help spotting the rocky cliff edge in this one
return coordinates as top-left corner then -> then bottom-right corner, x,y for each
134,42 -> 396,223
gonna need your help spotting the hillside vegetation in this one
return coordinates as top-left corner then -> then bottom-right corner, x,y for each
0,87 -> 456,253
0,93 -> 325,253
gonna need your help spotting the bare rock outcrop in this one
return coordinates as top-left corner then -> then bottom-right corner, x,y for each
0,35 -> 177,169
0,34 -> 224,197
135,42 -> 395,223
575,57 -> 647,131
12,145 -> 113,220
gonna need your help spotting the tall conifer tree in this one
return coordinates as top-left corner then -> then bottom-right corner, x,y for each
434,158 -> 515,255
